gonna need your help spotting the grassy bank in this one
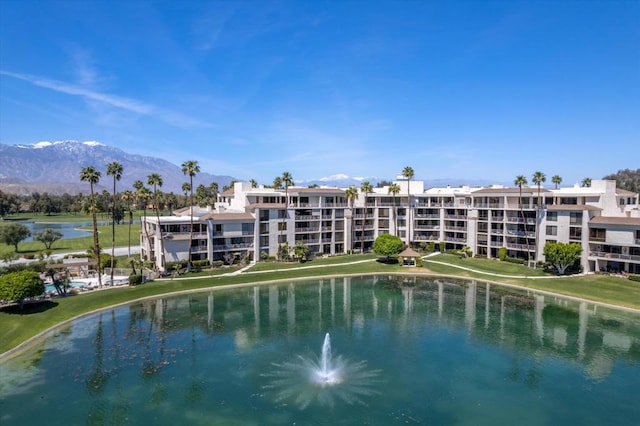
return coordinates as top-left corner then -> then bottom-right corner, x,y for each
2,253 -> 639,356
0,223 -> 141,258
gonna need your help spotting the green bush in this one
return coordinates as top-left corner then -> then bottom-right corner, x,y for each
193,259 -> 210,268
128,274 -> 143,286
628,274 -> 640,282
498,247 -> 507,261
211,260 -> 224,268
166,260 -> 188,271
438,241 -> 445,252
428,241 -> 436,252
415,257 -> 423,267
504,257 -> 525,265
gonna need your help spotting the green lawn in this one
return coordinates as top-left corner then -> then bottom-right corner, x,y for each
0,223 -> 141,258
2,251 -> 640,357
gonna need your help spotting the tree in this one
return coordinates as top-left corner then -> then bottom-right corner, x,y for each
181,160 -> 200,271
543,242 -> 582,275
581,177 -> 592,188
181,182 -> 191,206
0,223 -> 31,252
603,168 -> 640,193
0,270 -> 44,309
360,181 -> 373,253
81,166 -> 103,288
514,175 -> 531,266
34,228 -> 63,250
121,190 -> 135,257
373,233 -> 403,262
249,179 -> 258,188
551,175 -> 562,189
272,176 -> 283,189
345,186 -> 358,253
147,173 -> 165,271
532,171 -> 546,207
293,241 -> 310,262
388,183 -> 401,236
107,161 -> 123,286
278,172 -> 294,254
402,166 -> 415,246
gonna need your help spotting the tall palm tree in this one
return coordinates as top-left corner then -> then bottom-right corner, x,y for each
134,181 -> 151,262
532,171 -> 546,207
345,186 -> 359,253
273,176 -> 283,189
581,177 -> 592,188
147,173 -> 164,271
278,172 -> 294,257
106,162 -> 123,285
551,175 -> 562,189
388,183 -> 401,236
80,166 -> 103,289
121,190 -> 134,257
249,179 -> 258,188
514,175 -> 531,266
402,166 -> 415,247
360,181 -> 373,253
181,160 -> 200,271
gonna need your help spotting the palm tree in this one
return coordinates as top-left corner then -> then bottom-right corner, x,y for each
581,177 -> 592,188
182,182 -> 191,207
249,179 -> 258,188
147,173 -> 164,271
532,171 -> 546,207
360,181 -> 373,253
273,176 -> 283,189
121,190 -> 134,257
345,186 -> 359,253
514,175 -> 531,267
134,180 -> 151,262
80,166 -> 103,289
551,175 -> 562,189
388,183 -> 401,236
106,162 -> 123,285
402,166 -> 415,247
278,172 -> 294,258
181,160 -> 200,271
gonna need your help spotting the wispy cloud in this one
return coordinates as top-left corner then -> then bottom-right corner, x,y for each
0,70 -> 209,128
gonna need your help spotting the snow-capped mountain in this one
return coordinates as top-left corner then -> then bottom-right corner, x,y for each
0,140 -> 234,195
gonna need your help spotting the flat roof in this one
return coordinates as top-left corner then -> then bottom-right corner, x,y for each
589,216 -> 640,226
472,187 -> 551,194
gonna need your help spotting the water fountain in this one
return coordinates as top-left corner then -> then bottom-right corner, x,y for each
262,332 -> 381,409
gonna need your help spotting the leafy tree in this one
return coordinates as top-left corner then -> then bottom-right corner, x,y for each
0,222 -> 31,252
181,160 -> 200,271
543,242 -> 582,275
603,168 -> 640,193
80,165 -> 103,288
0,270 -> 44,309
373,233 -> 403,262
107,161 -> 124,285
34,228 -> 63,249
402,166 -> 415,246
360,181 -> 373,253
581,177 -> 592,188
551,175 -> 562,189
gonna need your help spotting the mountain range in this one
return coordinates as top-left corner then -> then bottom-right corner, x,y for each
0,141 -> 235,195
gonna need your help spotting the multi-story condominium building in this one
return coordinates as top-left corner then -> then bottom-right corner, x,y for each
140,179 -> 639,274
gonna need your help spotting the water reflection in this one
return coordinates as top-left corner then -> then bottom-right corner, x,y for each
1,276 -> 639,425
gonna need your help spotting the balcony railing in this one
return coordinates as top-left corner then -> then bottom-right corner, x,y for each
295,226 -> 320,233
506,242 -> 536,251
212,243 -> 254,251
506,217 -> 536,224
445,214 -> 467,220
295,215 -> 320,220
414,225 -> 440,230
445,226 -> 467,232
589,251 -> 640,262
589,236 -> 606,242
444,236 -> 466,243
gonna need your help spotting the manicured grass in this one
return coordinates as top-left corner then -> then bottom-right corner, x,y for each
247,253 -> 379,271
425,253 -> 548,277
2,252 -> 639,357
0,223 -> 141,258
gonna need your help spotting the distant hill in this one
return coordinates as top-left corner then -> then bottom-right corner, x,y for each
0,141 -> 235,195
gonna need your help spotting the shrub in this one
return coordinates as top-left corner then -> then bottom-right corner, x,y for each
415,257 -> 423,267
428,241 -> 436,252
504,257 -> 525,265
628,274 -> 640,282
193,259 -> 210,268
129,274 -> 143,286
438,241 -> 445,252
211,261 -> 224,268
22,254 -> 35,259
498,247 -> 507,261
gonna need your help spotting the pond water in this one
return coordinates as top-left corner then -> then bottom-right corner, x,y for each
1,276 -> 639,425
24,220 -> 112,241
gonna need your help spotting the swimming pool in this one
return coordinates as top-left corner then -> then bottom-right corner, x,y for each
44,281 -> 85,293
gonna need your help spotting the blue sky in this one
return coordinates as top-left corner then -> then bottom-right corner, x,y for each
1,1 -> 638,186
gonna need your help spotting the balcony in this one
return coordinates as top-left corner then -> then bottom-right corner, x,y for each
444,214 -> 467,220
295,226 -> 320,233
295,215 -> 320,220
445,225 -> 467,232
506,217 -> 536,224
414,224 -> 440,231
212,243 -> 254,251
444,236 -> 466,243
589,251 -> 640,262
506,242 -> 536,251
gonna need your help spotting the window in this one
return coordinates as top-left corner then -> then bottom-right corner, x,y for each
278,235 -> 287,244
590,228 -> 606,241
570,212 -> 582,225
546,226 -> 557,236
547,211 -> 557,221
278,209 -> 287,219
278,222 -> 287,231
569,227 -> 582,240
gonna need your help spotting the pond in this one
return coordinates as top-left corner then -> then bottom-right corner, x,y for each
24,220 -> 115,241
1,276 -> 639,425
